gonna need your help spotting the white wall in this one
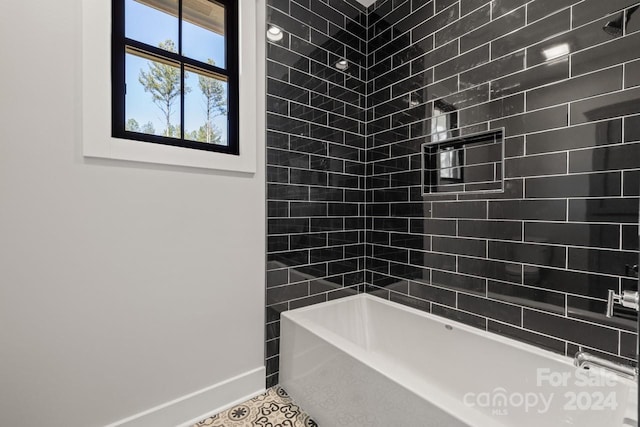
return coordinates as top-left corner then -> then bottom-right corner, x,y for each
0,1 -> 265,426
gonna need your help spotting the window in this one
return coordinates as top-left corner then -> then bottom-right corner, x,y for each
111,0 -> 239,155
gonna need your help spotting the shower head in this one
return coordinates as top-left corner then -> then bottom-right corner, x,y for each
603,5 -> 639,37
603,14 -> 624,37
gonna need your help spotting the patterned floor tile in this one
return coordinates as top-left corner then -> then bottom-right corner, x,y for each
192,386 -> 317,427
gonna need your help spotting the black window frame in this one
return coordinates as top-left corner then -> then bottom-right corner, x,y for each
111,0 -> 240,155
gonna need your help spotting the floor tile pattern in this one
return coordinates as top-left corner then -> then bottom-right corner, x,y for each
193,386 -> 317,427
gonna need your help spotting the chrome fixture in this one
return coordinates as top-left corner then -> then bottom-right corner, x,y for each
606,289 -> 640,318
335,59 -> 349,70
267,26 -> 284,42
574,350 -> 637,380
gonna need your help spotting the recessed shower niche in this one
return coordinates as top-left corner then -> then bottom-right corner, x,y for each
422,129 -> 505,195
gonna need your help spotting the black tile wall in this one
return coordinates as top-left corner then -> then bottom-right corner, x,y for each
266,0 -> 640,387
265,0 -> 368,387
364,0 -> 639,369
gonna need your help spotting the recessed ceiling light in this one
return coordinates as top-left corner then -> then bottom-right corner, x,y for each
335,59 -> 349,70
267,26 -> 283,42
542,43 -> 570,61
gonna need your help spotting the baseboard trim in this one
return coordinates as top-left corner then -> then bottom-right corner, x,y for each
105,366 -> 266,427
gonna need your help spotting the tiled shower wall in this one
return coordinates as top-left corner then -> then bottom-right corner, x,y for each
265,0 -> 368,387
365,0 -> 639,366
266,0 -> 640,386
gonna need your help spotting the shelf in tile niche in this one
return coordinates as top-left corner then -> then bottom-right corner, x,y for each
422,129 -> 505,195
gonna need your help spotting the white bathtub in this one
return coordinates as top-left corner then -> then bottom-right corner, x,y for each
280,294 -> 638,427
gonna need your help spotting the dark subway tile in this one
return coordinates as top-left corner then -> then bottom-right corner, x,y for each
291,35 -> 328,64
488,321 -> 565,354
489,199 -> 566,221
291,2 -> 328,34
569,197 -> 639,223
626,59 -> 640,88
410,251 -> 457,271
458,294 -> 522,325
290,202 -> 328,217
267,79 -> 309,104
460,0 -> 489,14
461,52 -> 525,88
504,153 -> 567,178
409,282 -> 457,306
523,309 -> 618,353
526,119 -> 622,155
622,225 -> 639,250
623,171 -> 639,196
460,7 -> 525,53
431,270 -> 487,295
568,247 -> 638,277
571,87 -> 640,124
432,200 -> 488,219
309,187 -> 343,202
310,218 -> 343,232
267,282 -> 309,305
267,166 -> 289,183
390,292 -> 431,313
488,281 -> 565,314
572,32 -> 640,77
268,201 -> 289,218
410,218 -> 458,236
395,6 -> 435,38
458,257 -> 522,283
391,233 -> 430,250
268,183 -> 309,201
525,268 -> 619,299
268,218 -> 310,235
491,10 -> 570,59
626,114 -> 640,142
491,58 -> 568,99
459,94 -> 524,127
290,233 -> 328,250
526,18 -> 615,68
489,241 -> 566,268
525,222 -> 620,249
459,219 -> 522,241
491,106 -> 568,137
433,236 -> 487,257
527,0 -> 576,23
620,332 -> 638,359
434,45 -> 490,82
525,172 -> 621,199
311,247 -> 345,263
527,67 -> 622,111
267,268 -> 289,288
569,143 -> 640,173
435,4 -> 491,48
412,4 -> 460,41
267,43 -> 310,72
491,0 -> 528,19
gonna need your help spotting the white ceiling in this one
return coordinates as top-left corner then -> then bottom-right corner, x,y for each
354,0 -> 376,7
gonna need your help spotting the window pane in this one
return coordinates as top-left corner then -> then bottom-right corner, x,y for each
182,0 -> 226,68
125,0 -> 179,52
184,66 -> 228,145
125,49 -> 182,139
